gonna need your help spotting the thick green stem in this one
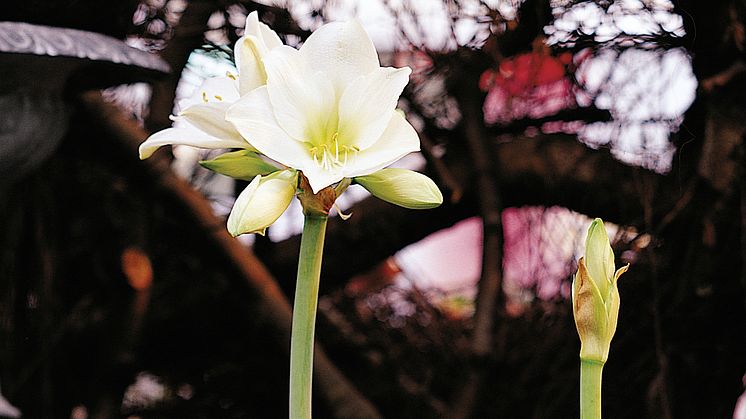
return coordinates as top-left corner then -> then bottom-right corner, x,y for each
289,215 -> 328,419
580,358 -> 604,419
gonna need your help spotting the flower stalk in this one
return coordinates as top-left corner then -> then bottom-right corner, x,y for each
580,358 -> 603,419
289,214 -> 327,419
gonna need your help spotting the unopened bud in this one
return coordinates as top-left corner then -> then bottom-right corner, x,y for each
354,168 -> 442,210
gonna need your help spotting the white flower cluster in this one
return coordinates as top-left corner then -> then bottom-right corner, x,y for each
141,13 -> 441,235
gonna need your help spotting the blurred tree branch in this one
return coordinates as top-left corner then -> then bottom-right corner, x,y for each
449,65 -> 505,419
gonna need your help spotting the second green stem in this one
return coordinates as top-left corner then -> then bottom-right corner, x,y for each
289,215 -> 328,419
580,358 -> 604,419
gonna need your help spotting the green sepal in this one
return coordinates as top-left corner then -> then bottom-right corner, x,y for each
354,168 -> 443,210
200,150 -> 280,180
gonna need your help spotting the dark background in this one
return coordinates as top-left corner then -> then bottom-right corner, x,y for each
1,1 -> 745,418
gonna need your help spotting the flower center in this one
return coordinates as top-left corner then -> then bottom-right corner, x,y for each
309,132 -> 359,171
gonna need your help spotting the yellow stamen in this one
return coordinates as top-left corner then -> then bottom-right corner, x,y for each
310,147 -> 319,166
334,133 -> 339,161
308,132 -> 359,171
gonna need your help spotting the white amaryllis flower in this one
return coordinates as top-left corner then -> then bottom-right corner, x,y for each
138,11 -> 282,159
226,20 -> 421,193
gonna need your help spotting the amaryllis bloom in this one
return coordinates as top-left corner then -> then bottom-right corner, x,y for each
226,20 -> 421,193
140,15 -> 441,237
138,11 -> 282,159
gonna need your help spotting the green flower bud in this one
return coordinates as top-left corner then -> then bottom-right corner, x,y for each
200,150 -> 280,181
572,218 -> 629,363
227,169 -> 297,236
354,168 -> 443,210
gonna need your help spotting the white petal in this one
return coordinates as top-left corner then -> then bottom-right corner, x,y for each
301,164 -> 346,194
139,126 -> 249,159
226,171 -> 296,236
244,11 -> 282,49
177,76 -> 239,111
343,112 -> 421,178
226,86 -> 313,169
235,13 -> 283,95
229,175 -> 261,232
263,46 -> 335,141
235,36 -> 268,95
179,103 -> 246,144
299,20 -> 379,95
338,67 -> 411,150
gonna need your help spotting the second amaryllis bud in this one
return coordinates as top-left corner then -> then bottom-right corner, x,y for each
572,218 -> 629,363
